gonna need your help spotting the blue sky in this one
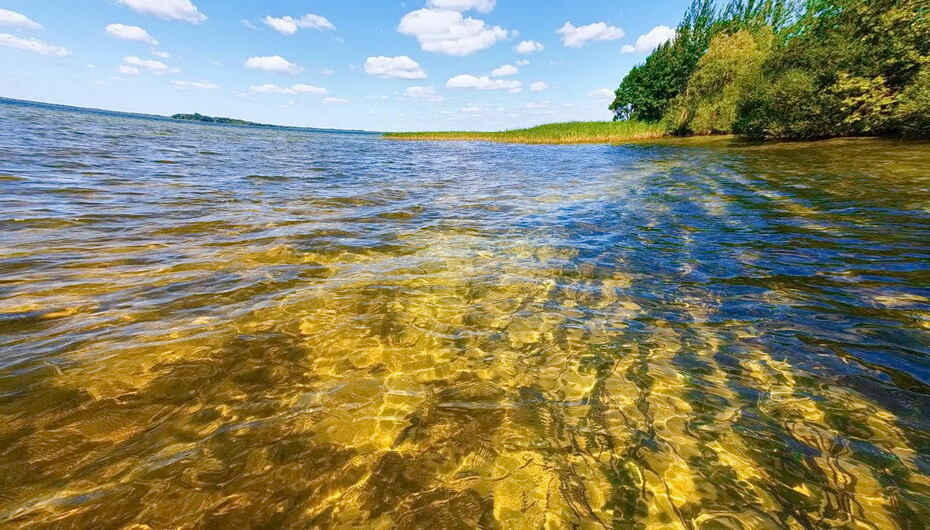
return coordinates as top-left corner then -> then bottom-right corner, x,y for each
0,0 -> 690,131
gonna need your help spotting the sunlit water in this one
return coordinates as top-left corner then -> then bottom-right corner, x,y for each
2,99 -> 930,529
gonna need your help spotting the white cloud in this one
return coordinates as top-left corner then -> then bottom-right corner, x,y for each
515,40 -> 543,54
622,25 -> 675,54
172,80 -> 218,89
0,9 -> 42,30
321,68 -> 335,76
404,86 -> 444,102
119,65 -> 140,75
530,81 -> 548,92
364,56 -> 426,79
123,55 -> 178,75
249,83 -> 326,95
249,84 -> 291,94
116,0 -> 206,24
491,64 -> 518,77
0,34 -> 69,56
461,105 -> 482,113
589,88 -> 614,99
447,74 -> 522,92
263,14 -> 335,35
426,0 -> 496,13
241,19 -> 257,30
557,22 -> 624,48
292,84 -> 327,94
398,9 -> 509,56
245,55 -> 302,74
516,59 -> 530,66
525,101 -> 551,109
106,24 -> 158,45
324,97 -> 349,104
153,50 -> 171,58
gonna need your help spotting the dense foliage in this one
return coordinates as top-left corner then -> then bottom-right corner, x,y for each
610,0 -> 930,139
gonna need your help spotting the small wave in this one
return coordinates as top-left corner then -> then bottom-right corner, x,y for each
245,174 -> 289,181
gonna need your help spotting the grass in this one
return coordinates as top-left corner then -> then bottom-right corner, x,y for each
384,121 -> 668,145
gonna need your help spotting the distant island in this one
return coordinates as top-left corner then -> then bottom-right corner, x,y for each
170,112 -> 373,134
171,113 -> 276,128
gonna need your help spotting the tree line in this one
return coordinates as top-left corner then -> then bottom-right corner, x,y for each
609,0 -> 929,140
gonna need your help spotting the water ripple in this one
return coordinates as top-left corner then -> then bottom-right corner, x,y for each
0,100 -> 929,528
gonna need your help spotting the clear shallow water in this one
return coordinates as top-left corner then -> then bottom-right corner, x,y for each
1,100 -> 930,529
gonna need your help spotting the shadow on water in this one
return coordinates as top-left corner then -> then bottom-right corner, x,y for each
1,101 -> 929,528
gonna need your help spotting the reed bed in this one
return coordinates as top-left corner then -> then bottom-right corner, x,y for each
385,121 -> 667,144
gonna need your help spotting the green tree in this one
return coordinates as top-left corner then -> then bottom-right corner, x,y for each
610,0 -> 717,122
737,0 -> 929,139
610,0 -> 800,123
665,28 -> 774,134
896,68 -> 930,138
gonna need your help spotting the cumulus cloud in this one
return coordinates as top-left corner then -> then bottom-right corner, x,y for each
515,40 -> 543,54
172,80 -> 218,89
0,33 -> 69,56
116,0 -> 206,24
530,81 -> 548,92
557,22 -> 624,48
404,86 -> 444,102
447,74 -> 522,92
491,64 -> 518,77
426,0 -> 496,13
622,25 -> 676,54
119,65 -> 140,75
324,97 -> 350,104
589,88 -> 614,99
0,9 -> 42,30
153,50 -> 171,58
398,9 -> 509,56
245,55 -> 302,74
249,83 -> 328,95
364,56 -> 426,79
123,55 -> 178,75
263,14 -> 335,35
106,24 -> 158,45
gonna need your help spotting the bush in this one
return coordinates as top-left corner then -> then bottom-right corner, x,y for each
735,69 -> 831,140
895,68 -> 930,138
665,28 -> 774,135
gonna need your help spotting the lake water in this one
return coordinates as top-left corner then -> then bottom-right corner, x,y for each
1,99 -> 930,529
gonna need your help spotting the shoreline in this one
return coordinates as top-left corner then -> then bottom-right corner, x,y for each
385,125 -> 928,148
383,121 -> 666,145
383,133 -> 668,145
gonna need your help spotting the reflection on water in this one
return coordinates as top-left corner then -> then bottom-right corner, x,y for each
1,100 -> 930,529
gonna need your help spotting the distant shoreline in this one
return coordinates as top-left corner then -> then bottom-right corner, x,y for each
0,97 -> 376,135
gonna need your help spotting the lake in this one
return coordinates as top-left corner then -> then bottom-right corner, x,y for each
1,99 -> 929,529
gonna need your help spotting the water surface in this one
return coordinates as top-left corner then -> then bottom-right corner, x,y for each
2,100 -> 930,528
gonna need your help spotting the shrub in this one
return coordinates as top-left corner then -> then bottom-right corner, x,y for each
895,68 -> 930,138
665,28 -> 774,135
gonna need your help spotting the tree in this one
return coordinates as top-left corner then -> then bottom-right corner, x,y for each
666,28 -> 774,134
610,0 -> 717,122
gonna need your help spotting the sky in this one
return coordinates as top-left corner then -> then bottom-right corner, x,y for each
0,0 -> 691,132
